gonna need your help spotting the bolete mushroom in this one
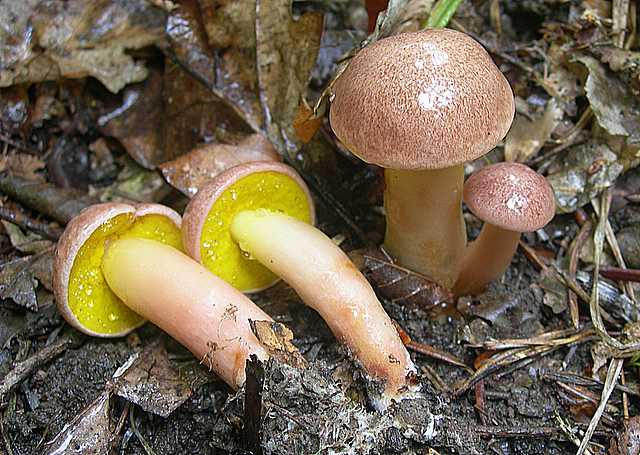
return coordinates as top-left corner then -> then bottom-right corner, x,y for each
452,162 -> 555,296
329,28 -> 515,288
54,202 -> 271,389
182,162 -> 416,399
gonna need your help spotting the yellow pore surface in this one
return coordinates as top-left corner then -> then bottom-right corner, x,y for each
68,213 -> 183,335
200,171 -> 311,292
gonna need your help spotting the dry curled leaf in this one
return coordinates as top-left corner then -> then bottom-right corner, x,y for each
250,320 -> 307,369
349,247 -> 452,311
0,0 -> 166,93
0,248 -> 53,311
111,342 -> 192,418
504,99 -> 564,162
547,141 -> 623,213
42,392 -> 113,455
160,134 -> 280,197
0,153 -> 45,182
99,70 -> 166,170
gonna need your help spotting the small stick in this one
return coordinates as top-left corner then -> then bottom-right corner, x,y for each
568,221 -> 593,329
0,206 -> 63,240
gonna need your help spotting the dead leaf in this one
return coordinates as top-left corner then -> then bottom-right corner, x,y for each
99,70 -> 166,169
0,0 -> 166,93
160,134 -> 280,197
349,247 -> 452,311
0,85 -> 29,133
165,0 -> 262,133
1,221 -> 51,254
250,320 -> 307,369
0,247 -> 54,310
256,0 -> 323,156
505,99 -> 564,162
42,392 -> 113,455
163,59 -> 252,160
575,55 -> 640,145
609,416 -> 640,455
547,141 -> 624,213
0,152 -> 45,181
93,156 -> 170,203
111,342 -> 192,418
595,47 -> 640,95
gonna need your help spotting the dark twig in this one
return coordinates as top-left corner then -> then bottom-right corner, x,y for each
244,355 -> 265,455
0,337 -> 74,404
576,358 -> 623,455
0,206 -> 63,240
600,267 -> 640,283
568,220 -> 593,329
0,174 -> 96,225
393,321 -> 472,372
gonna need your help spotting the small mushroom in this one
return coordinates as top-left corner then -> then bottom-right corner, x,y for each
452,162 -> 556,296
329,28 -> 515,288
182,162 -> 416,400
54,202 -> 271,389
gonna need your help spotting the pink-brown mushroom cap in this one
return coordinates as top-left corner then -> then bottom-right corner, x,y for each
182,161 -> 315,264
53,202 -> 182,337
329,28 -> 515,170
463,162 -> 556,232
54,203 -> 137,337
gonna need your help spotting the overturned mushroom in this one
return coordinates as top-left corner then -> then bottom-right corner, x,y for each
53,203 -> 271,389
182,162 -> 416,400
329,28 -> 515,288
452,162 -> 556,296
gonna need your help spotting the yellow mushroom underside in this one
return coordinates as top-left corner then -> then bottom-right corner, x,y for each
67,214 -> 183,335
200,171 -> 312,292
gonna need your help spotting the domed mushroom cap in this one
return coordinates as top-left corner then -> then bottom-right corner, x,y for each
463,162 -> 556,232
329,28 -> 515,170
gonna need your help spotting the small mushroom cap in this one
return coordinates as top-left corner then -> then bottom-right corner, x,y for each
53,203 -> 182,337
329,28 -> 515,170
182,161 -> 315,293
463,162 -> 556,232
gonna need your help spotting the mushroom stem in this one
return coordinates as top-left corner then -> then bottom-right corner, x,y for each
101,238 -> 271,389
383,165 -> 466,288
452,224 -> 520,296
230,209 -> 416,396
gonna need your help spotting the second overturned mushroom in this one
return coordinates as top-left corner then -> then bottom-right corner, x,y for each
182,162 -> 416,400
452,162 -> 556,296
54,203 -> 272,389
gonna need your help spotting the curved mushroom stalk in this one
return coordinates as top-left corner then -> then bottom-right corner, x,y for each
384,166 -> 466,288
102,238 -> 271,389
452,224 -> 520,296
230,209 -> 416,397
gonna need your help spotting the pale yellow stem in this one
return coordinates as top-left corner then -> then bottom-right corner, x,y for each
230,210 -> 416,398
101,238 -> 271,389
452,224 -> 521,296
383,165 -> 466,289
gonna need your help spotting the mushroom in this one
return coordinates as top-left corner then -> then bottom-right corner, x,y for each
329,28 -> 515,288
54,202 -> 271,389
452,162 -> 556,296
182,162 -> 416,399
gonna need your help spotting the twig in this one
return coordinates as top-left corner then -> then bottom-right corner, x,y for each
394,321 -> 471,371
0,337 -> 74,403
129,406 -> 157,455
589,189 -> 640,354
575,358 -> 623,455
592,197 -> 636,302
0,206 -> 62,240
568,221 -> 592,329
600,267 -> 640,282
